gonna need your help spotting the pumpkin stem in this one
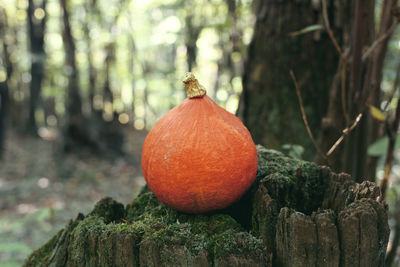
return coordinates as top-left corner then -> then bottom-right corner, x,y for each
183,72 -> 207,98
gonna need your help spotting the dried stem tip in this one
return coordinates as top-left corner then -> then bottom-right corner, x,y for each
183,72 -> 207,98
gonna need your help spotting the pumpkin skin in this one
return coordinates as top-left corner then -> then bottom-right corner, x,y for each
141,73 -> 257,214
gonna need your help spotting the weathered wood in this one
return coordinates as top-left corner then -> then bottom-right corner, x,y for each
312,210 -> 339,267
24,146 -> 389,267
237,0 -> 344,161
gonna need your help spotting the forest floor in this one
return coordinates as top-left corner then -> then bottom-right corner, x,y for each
0,127 -> 148,266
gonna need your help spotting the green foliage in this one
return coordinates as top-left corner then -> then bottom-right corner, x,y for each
369,105 -> 387,122
367,136 -> 400,156
282,144 -> 304,159
289,24 -> 324,37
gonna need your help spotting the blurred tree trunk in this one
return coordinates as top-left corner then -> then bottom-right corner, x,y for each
128,36 -> 136,121
184,11 -> 202,71
43,97 -> 56,127
60,0 -> 88,150
0,82 -> 8,159
27,0 -> 47,135
0,8 -> 11,159
60,0 -> 82,118
213,0 -> 244,102
83,1 -> 97,112
60,0 -> 123,154
238,0 -> 345,160
103,43 -> 115,105
6,24 -> 23,130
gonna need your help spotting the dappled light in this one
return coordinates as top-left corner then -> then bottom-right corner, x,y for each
1,0 -> 400,266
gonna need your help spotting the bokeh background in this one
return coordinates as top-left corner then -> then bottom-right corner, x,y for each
1,0 -> 400,265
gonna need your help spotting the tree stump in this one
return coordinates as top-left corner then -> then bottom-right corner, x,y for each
24,146 -> 389,267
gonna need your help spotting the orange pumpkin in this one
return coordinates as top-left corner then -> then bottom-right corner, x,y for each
141,73 -> 257,213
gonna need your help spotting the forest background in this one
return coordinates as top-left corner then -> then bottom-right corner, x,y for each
1,0 -> 400,266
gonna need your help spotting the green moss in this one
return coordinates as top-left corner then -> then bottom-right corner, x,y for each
68,216 -> 106,264
89,197 -> 125,223
212,229 -> 264,259
125,191 -> 179,224
71,216 -> 107,237
106,221 -> 142,235
127,198 -> 253,261
186,214 -> 242,235
26,191 -> 265,265
256,146 -> 329,214
138,212 -> 265,264
257,147 -> 302,177
126,191 -> 158,218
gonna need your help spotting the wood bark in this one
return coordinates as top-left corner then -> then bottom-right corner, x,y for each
238,0 -> 344,160
25,146 -> 389,267
315,0 -> 399,180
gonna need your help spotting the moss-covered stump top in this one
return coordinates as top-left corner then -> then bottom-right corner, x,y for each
25,146 -> 389,267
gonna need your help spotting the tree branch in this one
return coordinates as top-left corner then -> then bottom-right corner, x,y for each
385,189 -> 400,266
380,74 -> 400,201
290,70 -> 329,163
322,0 -> 343,57
326,113 -> 363,156
383,61 -> 400,112
362,21 -> 399,62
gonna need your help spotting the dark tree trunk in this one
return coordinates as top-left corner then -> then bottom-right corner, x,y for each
27,0 -> 47,135
185,12 -> 201,72
315,0 -> 398,180
213,0 -> 244,103
103,43 -> 115,105
60,0 -> 82,120
129,36 -> 136,120
83,2 -> 97,113
25,146 -> 389,266
43,97 -> 56,127
60,0 -> 95,152
0,8 -> 11,159
238,0 -> 345,160
0,81 -> 8,158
